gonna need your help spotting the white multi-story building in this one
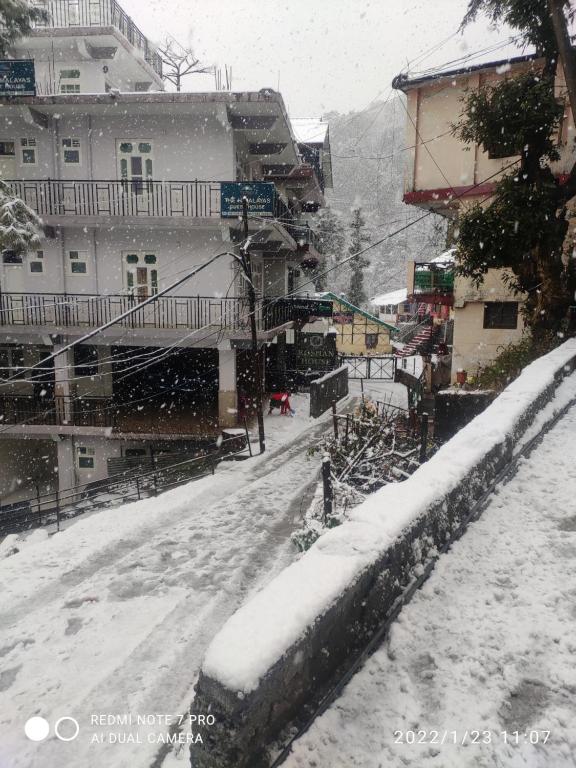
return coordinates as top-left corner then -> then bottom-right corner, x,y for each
0,0 -> 332,502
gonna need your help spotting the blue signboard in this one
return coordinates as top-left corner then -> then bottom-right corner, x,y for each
0,60 -> 36,97
220,182 -> 275,218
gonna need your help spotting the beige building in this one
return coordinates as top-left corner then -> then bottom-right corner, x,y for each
394,52 -> 575,381
324,293 -> 395,356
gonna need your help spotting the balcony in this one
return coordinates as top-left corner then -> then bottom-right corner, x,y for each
0,292 -> 329,332
6,179 -> 295,224
0,394 -> 112,427
411,261 -> 455,306
0,292 -> 253,331
29,0 -> 163,77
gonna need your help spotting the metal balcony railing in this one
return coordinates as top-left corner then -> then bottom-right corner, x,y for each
0,394 -> 112,427
0,293 -> 327,332
292,224 -> 323,254
413,262 -> 455,294
29,0 -> 163,77
7,179 -> 223,219
0,292 -> 257,331
6,179 -> 295,225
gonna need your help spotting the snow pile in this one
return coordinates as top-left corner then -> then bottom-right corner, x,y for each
286,400 -> 576,768
202,339 -> 576,693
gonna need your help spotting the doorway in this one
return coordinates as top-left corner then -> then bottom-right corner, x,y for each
123,252 -> 158,300
117,140 -> 154,195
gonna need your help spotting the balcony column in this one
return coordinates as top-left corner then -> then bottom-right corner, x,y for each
53,343 -> 73,425
56,436 -> 76,495
218,347 -> 238,429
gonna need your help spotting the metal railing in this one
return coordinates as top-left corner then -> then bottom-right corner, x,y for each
7,179 -> 222,219
0,432 -> 249,536
0,394 -> 113,427
29,0 -> 163,77
413,262 -> 454,294
0,292 -> 256,330
6,179 -> 295,226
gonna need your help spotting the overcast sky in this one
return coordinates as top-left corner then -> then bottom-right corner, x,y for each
122,0 -> 522,118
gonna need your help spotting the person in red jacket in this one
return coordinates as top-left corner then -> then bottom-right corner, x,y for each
268,392 -> 293,415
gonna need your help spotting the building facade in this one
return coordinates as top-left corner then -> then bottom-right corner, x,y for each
324,294 -> 395,356
394,53 -> 575,381
0,0 -> 332,502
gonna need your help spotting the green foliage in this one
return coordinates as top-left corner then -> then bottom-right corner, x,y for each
454,0 -> 576,335
470,332 -> 562,390
462,0 -> 560,57
455,172 -> 562,287
0,0 -> 48,57
454,73 -> 563,162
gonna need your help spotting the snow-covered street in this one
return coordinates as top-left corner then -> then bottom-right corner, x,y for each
285,400 -> 576,768
0,394 -> 368,768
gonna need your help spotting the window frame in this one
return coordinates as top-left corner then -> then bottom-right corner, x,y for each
61,137 -> 82,165
59,68 -> 81,94
67,250 -> 89,276
365,332 -> 379,350
2,250 -> 23,265
28,250 -> 44,275
76,446 -> 96,470
20,137 -> 37,166
483,301 -> 519,330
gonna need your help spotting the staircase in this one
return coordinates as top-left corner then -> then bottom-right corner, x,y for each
397,324 -> 434,357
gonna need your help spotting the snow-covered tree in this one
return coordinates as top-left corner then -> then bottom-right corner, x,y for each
0,0 -> 48,57
0,181 -> 42,255
347,208 -> 371,307
313,206 -> 346,291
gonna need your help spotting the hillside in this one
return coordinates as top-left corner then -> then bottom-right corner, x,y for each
323,96 -> 446,302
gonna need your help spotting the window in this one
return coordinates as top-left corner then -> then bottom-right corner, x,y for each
76,446 -> 95,470
483,302 -> 519,330
67,250 -> 89,275
74,345 -> 99,377
2,250 -> 23,265
20,138 -> 37,165
59,69 -> 81,94
365,333 -> 379,349
28,250 -> 44,274
0,141 -> 15,157
124,448 -> 147,457
61,137 -> 81,164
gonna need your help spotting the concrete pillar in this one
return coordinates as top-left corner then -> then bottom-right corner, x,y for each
53,343 -> 73,424
56,436 -> 76,494
218,347 -> 238,428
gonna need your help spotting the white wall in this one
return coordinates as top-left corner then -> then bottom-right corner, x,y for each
0,226 -> 238,298
0,110 -> 235,183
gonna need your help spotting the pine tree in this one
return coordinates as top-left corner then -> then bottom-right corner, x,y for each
454,0 -> 576,337
347,208 -> 370,307
0,181 -> 42,255
313,207 -> 346,291
0,0 -> 48,57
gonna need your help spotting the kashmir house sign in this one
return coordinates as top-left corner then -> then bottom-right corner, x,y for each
0,60 -> 36,97
220,182 -> 275,218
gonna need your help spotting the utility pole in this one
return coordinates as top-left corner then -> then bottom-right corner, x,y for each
240,197 -> 266,454
548,0 -> 576,122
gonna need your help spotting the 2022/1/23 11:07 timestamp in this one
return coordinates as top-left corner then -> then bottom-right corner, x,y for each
393,730 -> 551,745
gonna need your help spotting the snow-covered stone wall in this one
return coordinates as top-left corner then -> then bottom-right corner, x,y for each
191,339 -> 576,768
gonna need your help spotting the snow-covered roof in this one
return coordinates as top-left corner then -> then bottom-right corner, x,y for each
430,248 -> 456,264
371,288 -> 408,307
291,118 -> 329,145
